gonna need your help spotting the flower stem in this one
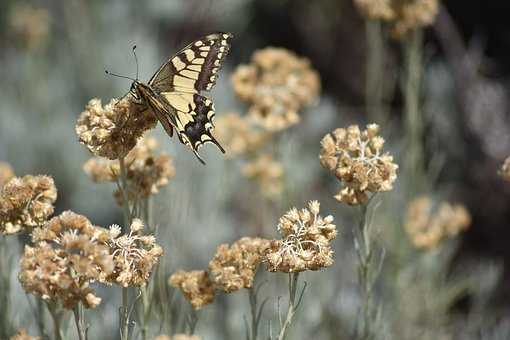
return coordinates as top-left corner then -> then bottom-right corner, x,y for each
47,301 -> 64,340
278,273 -> 300,340
73,303 -> 87,340
141,286 -> 150,340
118,156 -> 132,228
365,19 -> 386,123
120,287 -> 130,340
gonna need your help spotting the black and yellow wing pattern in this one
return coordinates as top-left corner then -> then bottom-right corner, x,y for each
146,32 -> 232,163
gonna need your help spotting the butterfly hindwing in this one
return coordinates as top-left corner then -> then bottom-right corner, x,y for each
149,32 -> 232,93
159,91 -> 224,162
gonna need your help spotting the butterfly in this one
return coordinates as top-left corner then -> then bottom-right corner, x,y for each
129,32 -> 233,164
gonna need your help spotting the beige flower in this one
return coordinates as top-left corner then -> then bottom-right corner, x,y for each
499,157 -> 510,182
10,329 -> 40,340
19,211 -> 114,309
232,48 -> 320,131
0,161 -> 15,188
265,201 -> 337,273
354,0 -> 396,21
242,154 -> 284,199
214,112 -> 270,158
169,270 -> 215,310
209,237 -> 270,293
320,124 -> 398,205
83,137 -> 175,204
106,219 -> 163,287
0,175 -> 57,235
76,96 -> 157,160
405,196 -> 471,249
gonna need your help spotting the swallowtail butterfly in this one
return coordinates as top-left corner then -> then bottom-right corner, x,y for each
128,32 -> 233,164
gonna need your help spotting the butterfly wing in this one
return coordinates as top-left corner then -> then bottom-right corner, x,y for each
159,91 -> 224,164
149,32 -> 233,93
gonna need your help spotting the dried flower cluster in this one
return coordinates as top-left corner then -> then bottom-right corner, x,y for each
265,201 -> 337,273
10,329 -> 40,340
169,270 -> 215,310
107,219 -> 163,287
209,237 -> 270,293
0,175 -> 57,235
320,124 -> 398,205
0,161 -> 15,188
242,154 -> 284,199
404,196 -> 471,249
8,4 -> 49,50
155,335 -> 201,340
214,112 -> 270,158
76,96 -> 157,160
499,157 -> 510,182
232,47 -> 320,131
19,211 -> 114,309
83,137 -> 175,204
354,0 -> 438,37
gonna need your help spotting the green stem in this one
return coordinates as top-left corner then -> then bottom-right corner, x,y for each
248,287 -> 258,340
278,273 -> 300,340
47,301 -> 64,340
73,303 -> 87,340
119,156 -> 132,229
141,286 -> 150,340
120,287 -> 130,340
365,19 -> 386,123
403,28 -> 425,195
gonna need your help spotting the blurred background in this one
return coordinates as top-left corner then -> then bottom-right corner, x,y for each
1,0 -> 510,339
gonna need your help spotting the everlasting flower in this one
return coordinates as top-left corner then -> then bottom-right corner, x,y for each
76,96 -> 157,160
19,211 -> 114,309
83,137 -> 175,204
169,270 -> 215,310
107,219 -> 163,287
354,0 -> 396,21
405,196 -> 471,250
214,112 -> 270,158
0,161 -> 15,188
320,124 -> 398,205
10,329 -> 40,340
0,175 -> 57,235
232,48 -> 320,131
499,157 -> 510,182
265,201 -> 337,273
209,237 -> 270,293
242,154 -> 284,199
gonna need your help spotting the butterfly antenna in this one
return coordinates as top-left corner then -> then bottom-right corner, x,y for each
132,45 -> 139,80
105,70 -> 135,82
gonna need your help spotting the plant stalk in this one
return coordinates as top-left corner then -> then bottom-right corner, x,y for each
278,273 -> 300,340
73,303 -> 87,340
365,19 -> 386,123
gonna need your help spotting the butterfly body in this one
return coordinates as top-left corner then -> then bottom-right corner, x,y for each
130,32 -> 233,164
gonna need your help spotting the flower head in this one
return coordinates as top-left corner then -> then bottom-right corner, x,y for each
83,137 -> 175,204
10,329 -> 40,340
265,201 -> 337,273
214,112 -> 270,158
320,124 -> 398,205
242,154 -> 284,199
405,196 -> 471,250
209,237 -> 270,293
106,219 -> 163,287
499,157 -> 510,182
0,161 -> 15,188
354,0 -> 396,21
19,211 -> 114,309
76,96 -> 157,160
0,175 -> 57,235
169,270 -> 215,310
232,48 -> 320,131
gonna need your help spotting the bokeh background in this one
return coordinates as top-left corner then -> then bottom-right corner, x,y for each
1,1 -> 510,339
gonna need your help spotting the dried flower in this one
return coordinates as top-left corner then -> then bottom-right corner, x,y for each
10,329 -> 40,340
320,124 -> 398,205
8,4 -> 49,50
19,211 -> 114,309
354,0 -> 396,21
242,154 -> 284,199
499,157 -> 510,182
169,270 -> 215,310
232,48 -> 320,131
405,196 -> 471,250
209,237 -> 270,293
106,219 -> 163,287
83,137 -> 175,204
76,96 -> 157,160
214,112 -> 270,158
265,201 -> 337,273
0,161 -> 15,188
0,175 -> 57,235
